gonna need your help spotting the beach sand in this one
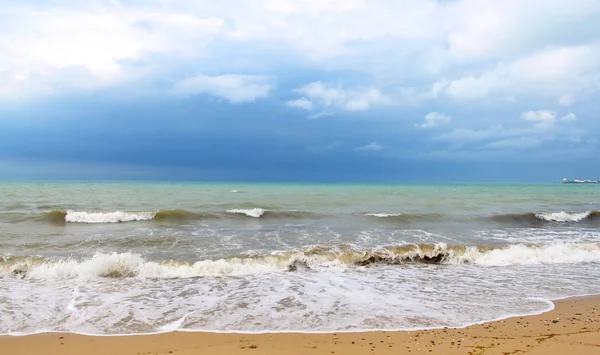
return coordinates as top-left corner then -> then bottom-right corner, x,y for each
2,295 -> 599,355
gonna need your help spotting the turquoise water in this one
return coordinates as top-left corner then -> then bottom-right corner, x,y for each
1,181 -> 600,334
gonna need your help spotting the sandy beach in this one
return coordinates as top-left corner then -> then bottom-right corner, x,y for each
2,295 -> 599,355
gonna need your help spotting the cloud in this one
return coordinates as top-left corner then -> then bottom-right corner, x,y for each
171,74 -> 273,103
265,0 -> 365,14
485,137 -> 542,150
521,110 -> 557,128
436,126 -> 504,144
287,81 -> 389,115
286,98 -> 314,110
432,109 -> 582,151
2,0 -> 600,182
0,3 -> 225,95
559,94 -> 576,106
307,111 -> 335,119
434,45 -> 600,102
415,112 -> 451,128
560,113 -> 577,121
353,141 -> 384,152
520,110 -> 577,128
3,0 -> 600,107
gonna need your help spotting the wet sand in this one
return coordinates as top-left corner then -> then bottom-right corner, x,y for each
2,295 -> 599,355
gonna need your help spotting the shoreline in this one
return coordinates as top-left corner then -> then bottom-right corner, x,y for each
2,295 -> 599,354
0,298 -> 559,338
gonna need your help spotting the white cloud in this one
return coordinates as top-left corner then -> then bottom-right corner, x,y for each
353,141 -> 384,152
433,109 -> 581,151
307,111 -> 334,119
521,110 -> 557,128
0,4 -> 225,95
239,0 -> 599,73
485,137 -> 542,150
288,81 -> 389,115
2,0 -> 600,106
415,112 -> 451,128
265,0 -> 364,14
436,126 -> 503,144
560,113 -> 577,121
520,110 -> 577,128
171,74 -> 273,103
559,94 -> 576,106
435,45 -> 600,102
286,98 -> 314,110
237,0 -> 600,106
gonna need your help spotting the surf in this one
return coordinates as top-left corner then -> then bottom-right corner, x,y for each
40,208 -> 322,224
3,242 -> 600,280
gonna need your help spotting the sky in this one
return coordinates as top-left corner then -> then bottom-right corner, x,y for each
0,0 -> 599,182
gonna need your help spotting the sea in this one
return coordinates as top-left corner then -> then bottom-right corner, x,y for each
1,181 -> 600,336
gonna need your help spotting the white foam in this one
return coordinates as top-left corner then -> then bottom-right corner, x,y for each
5,243 -> 600,281
534,211 -> 591,222
226,208 -> 266,218
65,210 -> 155,223
3,248 -> 600,336
365,213 -> 403,218
3,252 -> 286,280
3,263 -> 596,336
449,242 -> 600,266
157,311 -> 197,332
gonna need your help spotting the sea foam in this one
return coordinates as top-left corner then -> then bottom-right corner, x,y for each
364,213 -> 403,218
534,211 -> 593,223
64,210 -> 155,223
4,242 -> 600,280
226,208 -> 266,218
4,252 -> 284,280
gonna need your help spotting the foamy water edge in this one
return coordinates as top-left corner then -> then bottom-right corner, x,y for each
14,294 -> 600,337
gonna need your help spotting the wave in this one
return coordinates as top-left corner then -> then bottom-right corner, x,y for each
490,211 -> 599,225
41,209 -> 319,224
3,242 -> 600,280
226,208 -> 266,218
367,211 -> 600,225
34,209 -> 600,225
226,208 -> 320,219
365,213 -> 403,218
42,210 -> 155,224
535,211 -> 598,222
67,211 -> 155,223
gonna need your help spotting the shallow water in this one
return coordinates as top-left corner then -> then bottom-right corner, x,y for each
1,181 -> 599,335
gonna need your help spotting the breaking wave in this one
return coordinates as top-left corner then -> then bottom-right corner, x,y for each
365,213 -> 403,218
3,242 -> 600,280
43,210 -> 155,224
226,208 -> 266,218
490,211 -> 599,226
534,211 -> 598,222
366,211 -> 600,225
226,209 -> 319,219
31,209 -> 600,225
42,209 -> 320,224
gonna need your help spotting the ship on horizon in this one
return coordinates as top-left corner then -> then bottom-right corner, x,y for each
562,178 -> 600,184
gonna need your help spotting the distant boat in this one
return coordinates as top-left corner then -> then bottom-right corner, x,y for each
562,178 -> 600,184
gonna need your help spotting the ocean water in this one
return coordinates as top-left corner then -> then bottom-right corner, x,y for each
1,181 -> 600,335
